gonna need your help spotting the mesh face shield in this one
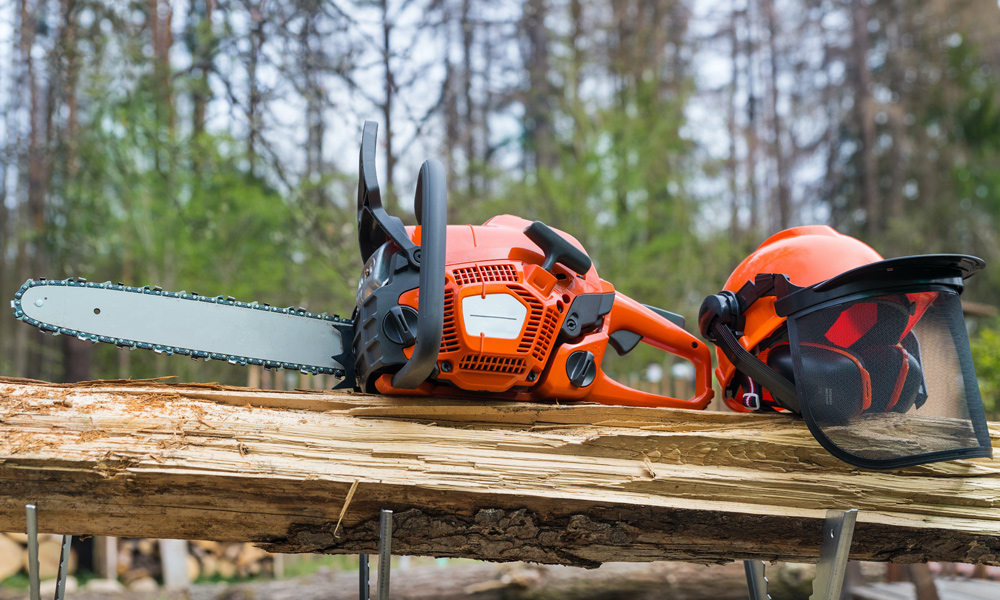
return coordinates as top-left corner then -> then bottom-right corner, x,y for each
781,288 -> 991,469
702,254 -> 993,470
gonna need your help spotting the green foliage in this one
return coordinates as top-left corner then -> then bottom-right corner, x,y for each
971,323 -> 1000,419
39,67 -> 360,383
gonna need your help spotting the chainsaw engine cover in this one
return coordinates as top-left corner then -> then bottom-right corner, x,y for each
382,214 -> 613,393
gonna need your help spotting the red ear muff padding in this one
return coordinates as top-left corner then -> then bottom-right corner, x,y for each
859,345 -> 920,413
795,342 -> 872,423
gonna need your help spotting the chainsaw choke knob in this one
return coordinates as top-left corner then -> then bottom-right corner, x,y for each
524,221 -> 592,275
566,350 -> 597,387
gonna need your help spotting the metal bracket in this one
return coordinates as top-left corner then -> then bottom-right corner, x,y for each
378,510 -> 393,600
360,509 -> 393,600
810,509 -> 858,600
744,509 -> 858,600
26,505 -> 40,600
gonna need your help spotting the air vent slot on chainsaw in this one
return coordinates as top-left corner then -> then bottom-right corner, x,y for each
509,286 -> 558,361
440,288 -> 461,353
458,355 -> 528,374
437,270 -> 561,389
453,264 -> 521,286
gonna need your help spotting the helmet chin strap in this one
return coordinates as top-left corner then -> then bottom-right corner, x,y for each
711,322 -> 800,413
699,273 -> 802,413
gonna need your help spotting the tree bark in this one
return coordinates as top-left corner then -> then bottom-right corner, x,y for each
0,378 -> 998,567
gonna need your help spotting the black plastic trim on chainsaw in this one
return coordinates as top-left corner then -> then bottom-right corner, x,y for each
390,158 -> 447,390
559,292 -> 614,341
643,304 -> 685,329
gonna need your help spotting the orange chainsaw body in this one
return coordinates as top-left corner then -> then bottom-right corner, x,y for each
373,214 -> 714,409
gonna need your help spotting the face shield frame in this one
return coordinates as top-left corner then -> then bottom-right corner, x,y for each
700,254 -> 993,470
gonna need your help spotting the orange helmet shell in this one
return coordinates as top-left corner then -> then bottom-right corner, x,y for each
715,226 -> 883,404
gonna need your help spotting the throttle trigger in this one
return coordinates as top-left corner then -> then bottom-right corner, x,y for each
609,330 -> 643,356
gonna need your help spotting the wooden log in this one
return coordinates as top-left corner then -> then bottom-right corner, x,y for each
0,377 -> 999,568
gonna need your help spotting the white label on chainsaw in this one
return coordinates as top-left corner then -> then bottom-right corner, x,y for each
461,293 -> 527,339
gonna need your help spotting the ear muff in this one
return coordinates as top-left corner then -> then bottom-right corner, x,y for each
859,345 -> 921,413
899,331 -> 929,410
793,343 -> 872,423
892,348 -> 925,413
763,344 -> 795,382
698,292 -> 741,340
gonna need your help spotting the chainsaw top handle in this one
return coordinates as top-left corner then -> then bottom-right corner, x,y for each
390,159 -> 447,389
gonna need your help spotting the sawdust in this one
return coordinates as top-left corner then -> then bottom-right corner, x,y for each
155,438 -> 188,451
0,397 -> 30,414
0,387 -> 73,416
119,391 -> 175,412
79,429 -> 109,442
0,431 -> 53,454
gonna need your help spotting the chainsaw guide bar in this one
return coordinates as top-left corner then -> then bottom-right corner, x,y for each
11,278 -> 354,377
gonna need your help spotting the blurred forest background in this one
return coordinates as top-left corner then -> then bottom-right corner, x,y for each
2,0 -> 1000,414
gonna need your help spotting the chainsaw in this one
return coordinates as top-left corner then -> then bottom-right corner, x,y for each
10,122 -> 714,408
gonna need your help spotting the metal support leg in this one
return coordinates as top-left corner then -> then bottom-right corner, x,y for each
744,560 -> 770,600
26,505 -> 40,600
810,509 -> 858,600
25,504 -> 75,600
378,510 -> 393,600
359,554 -> 369,600
54,534 -> 73,600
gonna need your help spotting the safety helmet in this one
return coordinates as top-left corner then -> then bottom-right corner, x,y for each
699,225 -> 992,469
710,226 -> 883,410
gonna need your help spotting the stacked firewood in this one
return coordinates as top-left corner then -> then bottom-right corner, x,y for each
0,532 -> 77,582
0,534 -> 276,585
185,540 -> 276,580
117,539 -> 278,584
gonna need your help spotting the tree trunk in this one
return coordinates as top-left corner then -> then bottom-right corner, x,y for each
380,0 -> 397,214
190,0 -> 214,137
521,0 -> 556,173
19,0 -> 50,381
763,0 -> 790,231
1,378 -> 998,567
851,0 -> 879,236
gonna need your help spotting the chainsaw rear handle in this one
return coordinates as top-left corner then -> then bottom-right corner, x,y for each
390,158 -> 447,389
357,121 -> 417,264
587,293 -> 714,409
